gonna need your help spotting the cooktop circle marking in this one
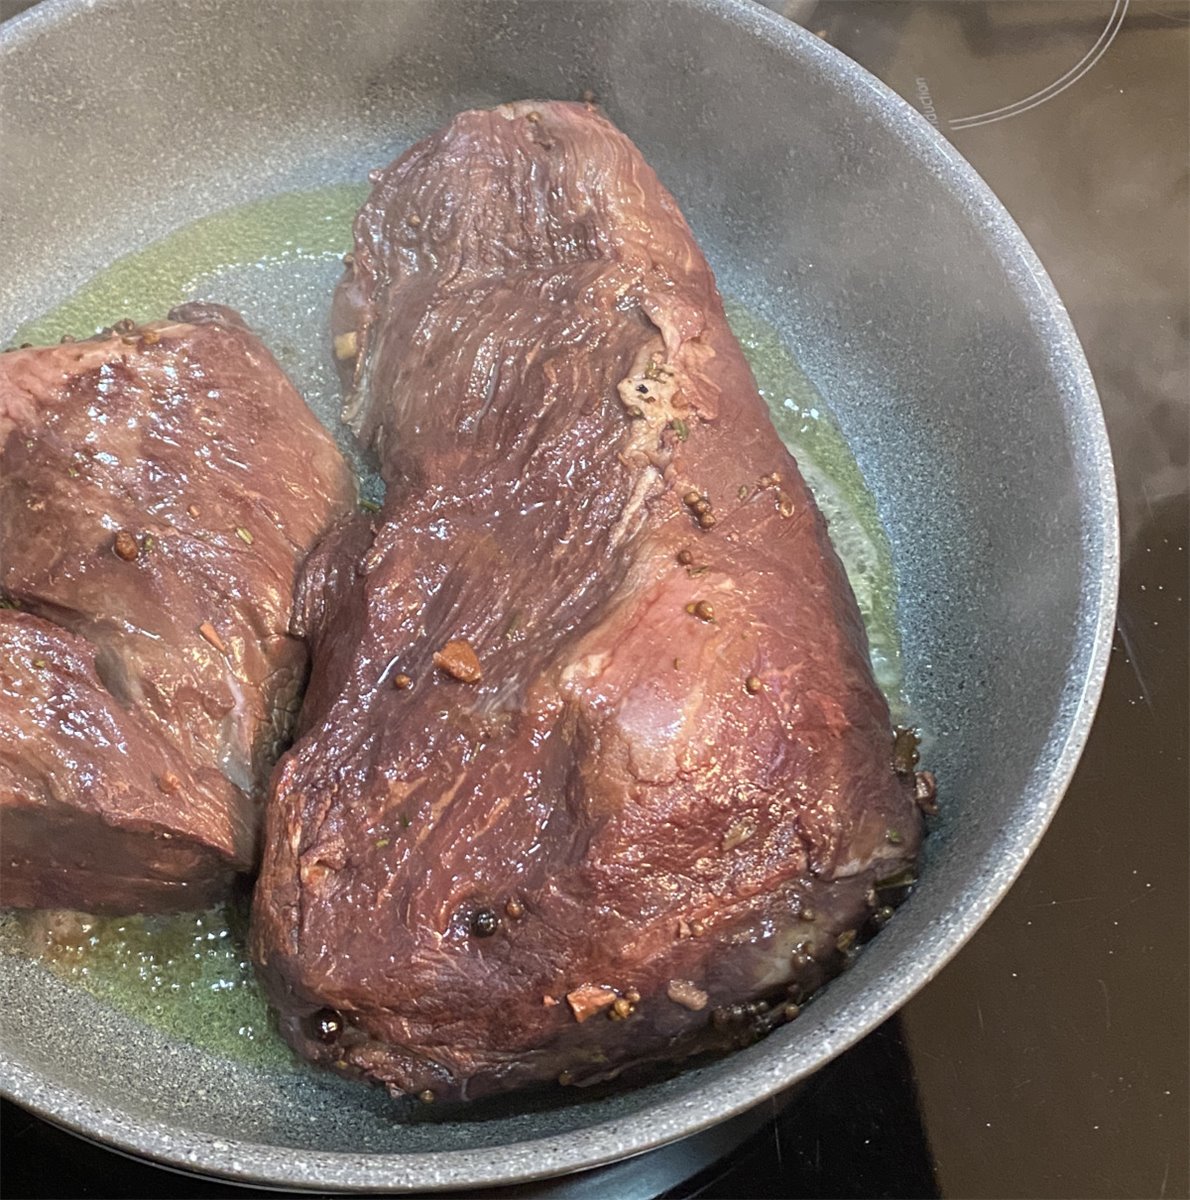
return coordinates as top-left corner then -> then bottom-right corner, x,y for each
950,0 -> 1130,130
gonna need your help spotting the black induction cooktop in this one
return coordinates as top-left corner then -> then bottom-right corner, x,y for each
2,2 -> 1187,1198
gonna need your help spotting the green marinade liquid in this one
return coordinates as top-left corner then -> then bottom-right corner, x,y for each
14,905 -> 290,1069
8,186 -> 902,1066
15,184 -> 370,347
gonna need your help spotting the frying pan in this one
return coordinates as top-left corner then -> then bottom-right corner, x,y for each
0,0 -> 1118,1190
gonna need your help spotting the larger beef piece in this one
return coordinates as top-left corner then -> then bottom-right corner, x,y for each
0,307 -> 355,911
252,102 -> 924,1101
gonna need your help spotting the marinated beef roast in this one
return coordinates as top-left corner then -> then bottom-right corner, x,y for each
251,102 -> 924,1101
0,308 -> 355,911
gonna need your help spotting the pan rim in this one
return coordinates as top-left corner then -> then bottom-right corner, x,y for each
0,0 -> 1120,1190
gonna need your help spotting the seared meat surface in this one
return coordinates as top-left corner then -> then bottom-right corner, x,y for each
0,307 -> 355,911
251,101 -> 923,1101
0,611 -> 240,910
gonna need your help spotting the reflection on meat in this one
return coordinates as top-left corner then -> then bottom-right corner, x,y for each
251,102 -> 923,1100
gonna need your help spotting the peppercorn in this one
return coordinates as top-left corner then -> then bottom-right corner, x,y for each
307,1009 -> 343,1043
470,908 -> 499,938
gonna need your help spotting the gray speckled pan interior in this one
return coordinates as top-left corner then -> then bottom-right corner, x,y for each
0,0 -> 1118,1191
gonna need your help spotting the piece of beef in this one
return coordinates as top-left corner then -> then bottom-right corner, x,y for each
0,611 -> 240,910
251,102 -> 923,1101
0,307 -> 355,911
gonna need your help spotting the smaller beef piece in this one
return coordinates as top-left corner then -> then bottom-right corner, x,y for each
0,306 -> 355,912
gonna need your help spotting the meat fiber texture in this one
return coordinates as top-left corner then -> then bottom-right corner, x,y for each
252,102 -> 923,1101
0,307 -> 356,912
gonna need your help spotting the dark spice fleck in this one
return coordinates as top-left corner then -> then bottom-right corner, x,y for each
113,530 -> 139,561
870,904 -> 896,932
636,383 -> 649,395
